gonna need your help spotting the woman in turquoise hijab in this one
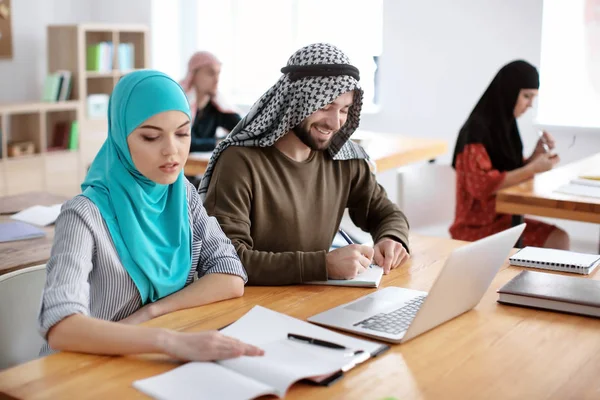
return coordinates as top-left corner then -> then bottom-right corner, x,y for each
37,70 -> 263,361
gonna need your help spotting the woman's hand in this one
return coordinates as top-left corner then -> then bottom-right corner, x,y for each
161,330 -> 265,361
531,131 -> 556,159
528,152 -> 560,174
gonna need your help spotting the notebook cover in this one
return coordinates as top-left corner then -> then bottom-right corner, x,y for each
498,270 -> 600,308
0,221 -> 46,242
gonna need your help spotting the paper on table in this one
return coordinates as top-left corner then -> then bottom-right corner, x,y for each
306,265 -> 384,288
133,362 -> 276,400
218,339 -> 349,398
555,183 -> 600,198
571,178 -> 600,188
10,204 -> 63,227
220,306 -> 383,356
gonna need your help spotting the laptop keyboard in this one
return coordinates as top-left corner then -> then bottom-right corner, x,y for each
353,295 -> 427,335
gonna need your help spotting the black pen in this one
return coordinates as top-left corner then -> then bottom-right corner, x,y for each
287,333 -> 364,355
338,229 -> 354,245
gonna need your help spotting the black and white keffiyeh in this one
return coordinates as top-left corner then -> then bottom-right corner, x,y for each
198,43 -> 371,199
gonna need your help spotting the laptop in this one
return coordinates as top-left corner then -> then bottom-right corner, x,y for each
308,224 -> 526,343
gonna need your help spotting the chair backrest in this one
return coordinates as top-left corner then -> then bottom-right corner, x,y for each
0,265 -> 46,370
397,163 -> 456,237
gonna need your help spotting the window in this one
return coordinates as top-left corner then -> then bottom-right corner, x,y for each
538,0 -> 600,129
193,0 -> 383,108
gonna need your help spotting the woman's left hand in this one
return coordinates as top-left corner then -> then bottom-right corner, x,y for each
533,130 -> 556,157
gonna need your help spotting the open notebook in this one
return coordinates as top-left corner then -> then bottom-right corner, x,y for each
305,226 -> 382,288
0,221 -> 46,243
306,265 -> 384,288
133,306 -> 387,400
509,247 -> 600,275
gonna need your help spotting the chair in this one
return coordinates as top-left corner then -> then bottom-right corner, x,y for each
397,163 -> 456,238
0,265 -> 46,370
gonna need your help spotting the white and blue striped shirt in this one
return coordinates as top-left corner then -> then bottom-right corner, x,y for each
38,180 -> 246,355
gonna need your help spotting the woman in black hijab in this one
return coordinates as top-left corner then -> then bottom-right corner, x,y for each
449,60 -> 569,250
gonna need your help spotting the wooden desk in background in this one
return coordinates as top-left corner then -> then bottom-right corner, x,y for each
2,234 -> 600,399
496,153 -> 600,225
0,192 -> 67,276
184,131 -> 449,176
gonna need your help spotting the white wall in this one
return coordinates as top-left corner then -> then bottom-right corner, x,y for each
89,0 -> 151,25
361,0 -> 545,158
360,0 -> 599,251
0,0 -> 90,102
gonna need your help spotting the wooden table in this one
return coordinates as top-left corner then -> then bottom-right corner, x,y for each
496,153 -> 600,224
2,235 -> 600,399
0,192 -> 68,215
184,131 -> 449,176
0,192 -> 67,276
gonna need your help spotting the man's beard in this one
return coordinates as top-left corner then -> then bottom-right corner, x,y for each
292,124 -> 332,151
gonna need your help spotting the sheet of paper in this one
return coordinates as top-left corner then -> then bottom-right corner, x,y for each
218,339 -> 348,397
0,221 -> 46,243
10,204 -> 63,227
571,178 -> 600,188
555,183 -> 600,198
220,306 -> 383,357
306,265 -> 384,287
132,362 -> 275,400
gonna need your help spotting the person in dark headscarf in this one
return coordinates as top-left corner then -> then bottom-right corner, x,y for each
450,60 -> 569,250
201,43 -> 410,285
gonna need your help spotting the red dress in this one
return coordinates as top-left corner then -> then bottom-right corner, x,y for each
450,143 -> 555,247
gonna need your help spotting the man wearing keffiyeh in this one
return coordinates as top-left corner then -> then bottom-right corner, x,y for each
201,43 -> 410,286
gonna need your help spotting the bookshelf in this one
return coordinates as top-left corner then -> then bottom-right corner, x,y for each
0,23 -> 149,197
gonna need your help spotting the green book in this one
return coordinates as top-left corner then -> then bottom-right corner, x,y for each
68,121 -> 79,150
86,44 -> 101,71
41,74 -> 61,102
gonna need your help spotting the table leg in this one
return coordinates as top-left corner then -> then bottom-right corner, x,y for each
512,214 -> 524,248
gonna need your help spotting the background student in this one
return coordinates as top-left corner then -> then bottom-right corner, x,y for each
179,51 -> 242,152
450,60 -> 569,250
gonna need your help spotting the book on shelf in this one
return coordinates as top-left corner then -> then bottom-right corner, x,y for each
48,121 -> 78,151
68,121 -> 78,150
48,122 -> 70,151
118,42 -> 135,71
87,42 -> 114,72
42,70 -> 72,102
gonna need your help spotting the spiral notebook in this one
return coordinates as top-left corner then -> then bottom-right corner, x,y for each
509,247 -> 600,275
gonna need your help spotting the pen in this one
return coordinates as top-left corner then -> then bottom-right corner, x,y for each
338,229 -> 354,245
538,130 -> 550,153
287,333 -> 364,355
338,229 -> 373,268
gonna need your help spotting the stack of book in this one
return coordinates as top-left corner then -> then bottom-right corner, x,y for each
42,70 -> 72,102
86,42 -> 114,72
48,121 -> 78,152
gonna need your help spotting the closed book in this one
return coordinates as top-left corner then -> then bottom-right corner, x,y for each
498,270 -> 600,318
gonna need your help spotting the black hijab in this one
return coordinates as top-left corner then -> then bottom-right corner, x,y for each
452,60 -> 540,172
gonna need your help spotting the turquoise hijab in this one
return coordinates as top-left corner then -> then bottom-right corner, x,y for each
82,70 -> 192,305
